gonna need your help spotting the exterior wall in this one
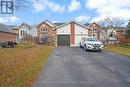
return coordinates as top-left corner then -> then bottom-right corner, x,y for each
88,29 -> 92,36
75,24 -> 88,35
12,29 -> 19,42
12,29 -> 19,35
37,22 -> 54,43
57,24 -> 70,35
0,32 -> 16,42
30,27 -> 37,38
75,24 -> 88,46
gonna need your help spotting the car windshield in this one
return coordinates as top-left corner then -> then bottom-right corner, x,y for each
86,38 -> 97,41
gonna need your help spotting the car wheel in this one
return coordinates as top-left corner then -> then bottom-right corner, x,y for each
79,42 -> 82,48
12,44 -> 16,48
80,45 -> 82,48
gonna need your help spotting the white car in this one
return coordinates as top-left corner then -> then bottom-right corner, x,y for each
79,37 -> 104,51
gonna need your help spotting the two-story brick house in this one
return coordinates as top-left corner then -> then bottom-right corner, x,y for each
36,20 -> 56,44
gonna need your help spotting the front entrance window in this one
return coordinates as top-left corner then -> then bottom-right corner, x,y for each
92,33 -> 96,37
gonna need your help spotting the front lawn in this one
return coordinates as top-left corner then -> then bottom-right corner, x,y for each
0,44 -> 53,87
105,45 -> 130,57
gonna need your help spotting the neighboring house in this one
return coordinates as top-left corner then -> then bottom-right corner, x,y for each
100,26 -> 128,44
54,21 -> 91,47
12,23 -> 37,43
18,23 -> 32,42
0,26 -> 17,42
36,20 -> 56,43
84,22 -> 129,44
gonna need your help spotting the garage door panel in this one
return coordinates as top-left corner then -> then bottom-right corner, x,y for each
57,35 -> 70,46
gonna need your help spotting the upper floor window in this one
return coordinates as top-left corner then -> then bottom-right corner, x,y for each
21,30 -> 28,36
21,30 -> 22,36
40,28 -> 48,32
45,28 -> 48,32
93,28 -> 97,32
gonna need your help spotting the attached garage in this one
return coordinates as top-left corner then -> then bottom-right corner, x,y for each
54,21 -> 90,47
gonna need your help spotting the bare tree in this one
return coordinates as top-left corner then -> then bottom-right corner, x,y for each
97,17 -> 126,44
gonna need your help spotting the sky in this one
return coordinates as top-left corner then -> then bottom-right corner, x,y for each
0,0 -> 130,25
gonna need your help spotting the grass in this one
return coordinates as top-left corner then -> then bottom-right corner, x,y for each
0,43 -> 53,87
104,45 -> 130,57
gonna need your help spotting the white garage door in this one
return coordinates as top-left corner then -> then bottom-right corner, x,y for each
75,35 -> 88,46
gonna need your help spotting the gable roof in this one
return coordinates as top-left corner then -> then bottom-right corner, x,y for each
55,20 -> 91,30
45,20 -> 56,27
36,20 -> 56,28
88,22 -> 100,27
19,22 -> 30,29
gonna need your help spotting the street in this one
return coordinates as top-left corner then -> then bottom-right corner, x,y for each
33,47 -> 130,87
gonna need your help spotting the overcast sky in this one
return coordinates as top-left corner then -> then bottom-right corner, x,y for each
0,0 -> 130,25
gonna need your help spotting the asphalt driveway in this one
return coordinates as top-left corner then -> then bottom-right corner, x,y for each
33,47 -> 130,87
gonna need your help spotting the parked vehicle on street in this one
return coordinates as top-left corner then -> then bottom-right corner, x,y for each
79,37 -> 104,51
0,41 -> 17,48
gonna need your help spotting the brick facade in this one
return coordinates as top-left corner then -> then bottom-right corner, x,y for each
70,22 -> 75,45
36,22 -> 54,43
0,31 -> 16,42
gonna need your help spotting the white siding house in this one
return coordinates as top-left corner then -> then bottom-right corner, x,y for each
18,23 -> 32,42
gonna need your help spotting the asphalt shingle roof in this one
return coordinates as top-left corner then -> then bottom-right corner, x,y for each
54,23 -> 65,26
0,23 -> 16,34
